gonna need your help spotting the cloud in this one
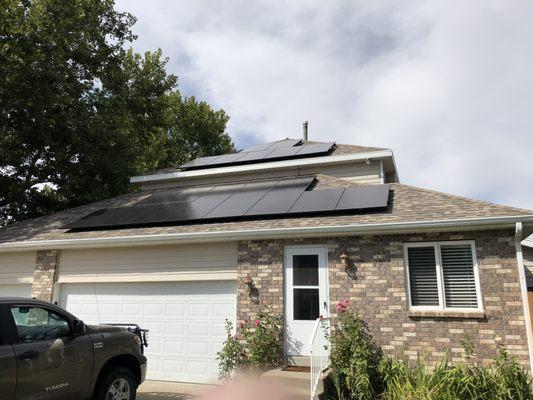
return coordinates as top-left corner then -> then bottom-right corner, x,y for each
116,0 -> 533,210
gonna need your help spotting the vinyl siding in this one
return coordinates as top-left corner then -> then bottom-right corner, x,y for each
524,245 -> 533,289
0,251 -> 36,284
142,161 -> 382,190
57,242 -> 238,283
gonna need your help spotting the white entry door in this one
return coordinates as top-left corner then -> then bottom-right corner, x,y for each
59,281 -> 236,383
285,246 -> 328,356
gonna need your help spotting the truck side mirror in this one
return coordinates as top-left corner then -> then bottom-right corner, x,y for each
72,319 -> 85,336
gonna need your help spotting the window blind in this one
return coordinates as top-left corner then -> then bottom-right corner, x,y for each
441,244 -> 478,308
408,246 -> 439,306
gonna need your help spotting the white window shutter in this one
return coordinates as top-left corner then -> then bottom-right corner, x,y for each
408,246 -> 439,306
441,244 -> 478,308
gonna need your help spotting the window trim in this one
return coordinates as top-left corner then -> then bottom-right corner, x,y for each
404,240 -> 483,313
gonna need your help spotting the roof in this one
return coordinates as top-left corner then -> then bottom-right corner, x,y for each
145,140 -> 389,176
0,174 -> 531,247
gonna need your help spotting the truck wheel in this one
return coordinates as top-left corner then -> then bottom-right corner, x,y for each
94,367 -> 137,400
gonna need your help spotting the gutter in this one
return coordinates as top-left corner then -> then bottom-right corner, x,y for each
0,215 -> 532,252
515,222 -> 533,373
130,150 -> 395,184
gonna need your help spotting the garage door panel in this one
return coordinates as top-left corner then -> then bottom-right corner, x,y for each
59,281 -> 236,383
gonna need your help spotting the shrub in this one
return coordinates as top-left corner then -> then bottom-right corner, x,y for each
217,320 -> 248,381
328,300 -> 383,400
240,308 -> 283,370
217,307 -> 283,380
379,343 -> 533,400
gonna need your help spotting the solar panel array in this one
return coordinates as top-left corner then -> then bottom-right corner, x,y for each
66,178 -> 390,231
180,139 -> 335,171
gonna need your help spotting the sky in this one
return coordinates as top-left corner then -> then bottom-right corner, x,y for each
115,0 -> 533,210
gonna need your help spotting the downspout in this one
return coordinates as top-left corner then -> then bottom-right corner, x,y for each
515,222 -> 533,373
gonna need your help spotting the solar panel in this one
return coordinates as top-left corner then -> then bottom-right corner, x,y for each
245,188 -> 304,216
180,155 -> 222,169
263,147 -> 300,160
295,142 -> 335,156
66,179 -> 389,230
289,189 -> 344,213
336,185 -> 389,210
137,186 -> 213,206
179,140 -> 335,170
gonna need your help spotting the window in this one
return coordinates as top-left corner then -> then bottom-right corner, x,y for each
292,254 -> 320,320
10,306 -> 70,342
405,242 -> 482,311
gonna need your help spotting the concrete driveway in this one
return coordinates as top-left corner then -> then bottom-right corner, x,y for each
137,380 -> 209,400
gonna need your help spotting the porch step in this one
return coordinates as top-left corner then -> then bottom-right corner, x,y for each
261,367 -> 325,399
286,356 -> 311,367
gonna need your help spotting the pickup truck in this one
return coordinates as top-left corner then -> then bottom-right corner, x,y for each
0,297 -> 147,400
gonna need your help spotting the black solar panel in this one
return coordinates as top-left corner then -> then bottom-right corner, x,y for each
289,189 -> 344,213
179,140 -> 334,171
336,185 -> 389,210
295,142 -> 335,156
66,178 -> 389,231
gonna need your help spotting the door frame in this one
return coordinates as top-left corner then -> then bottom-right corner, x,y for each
284,245 -> 329,356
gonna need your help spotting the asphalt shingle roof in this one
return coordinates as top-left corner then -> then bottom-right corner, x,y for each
0,174 -> 531,244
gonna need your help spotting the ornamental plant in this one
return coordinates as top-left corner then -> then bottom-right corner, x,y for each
329,299 -> 384,400
217,307 -> 283,380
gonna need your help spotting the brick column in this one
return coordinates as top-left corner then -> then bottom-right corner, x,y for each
31,250 -> 60,302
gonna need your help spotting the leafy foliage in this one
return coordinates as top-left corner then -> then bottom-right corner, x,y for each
326,300 -> 533,400
217,307 -> 283,380
0,0 -> 234,225
328,304 -> 383,400
216,320 -> 248,381
379,346 -> 533,400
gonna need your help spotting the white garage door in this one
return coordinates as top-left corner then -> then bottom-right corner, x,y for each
0,284 -> 32,297
59,281 -> 236,383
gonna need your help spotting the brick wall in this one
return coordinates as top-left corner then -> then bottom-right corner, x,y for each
237,229 -> 531,370
31,250 -> 60,302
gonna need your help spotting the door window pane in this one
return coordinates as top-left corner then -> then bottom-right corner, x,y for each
293,255 -> 319,286
293,288 -> 319,320
10,306 -> 70,342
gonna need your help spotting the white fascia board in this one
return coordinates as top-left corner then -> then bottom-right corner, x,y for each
130,150 -> 394,184
1,215 -> 532,253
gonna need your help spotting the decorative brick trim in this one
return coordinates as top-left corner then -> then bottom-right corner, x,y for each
31,250 -> 60,302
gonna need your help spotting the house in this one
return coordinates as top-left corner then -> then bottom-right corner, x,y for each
1,136 -> 532,385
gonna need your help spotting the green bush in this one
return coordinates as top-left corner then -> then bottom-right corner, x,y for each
217,307 -> 283,380
328,300 -> 384,400
326,300 -> 533,400
379,347 -> 533,400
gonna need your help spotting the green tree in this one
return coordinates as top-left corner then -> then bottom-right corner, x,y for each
0,0 -> 234,225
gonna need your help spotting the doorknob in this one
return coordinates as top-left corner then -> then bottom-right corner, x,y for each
18,351 -> 39,360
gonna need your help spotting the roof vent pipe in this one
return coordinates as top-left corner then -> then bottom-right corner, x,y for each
303,121 -> 308,141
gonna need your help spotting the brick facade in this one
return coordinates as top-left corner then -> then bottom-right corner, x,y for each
237,229 -> 531,370
31,250 -> 60,302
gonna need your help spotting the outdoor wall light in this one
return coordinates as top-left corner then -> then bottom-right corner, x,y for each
243,274 -> 254,291
340,252 -> 349,267
243,274 -> 259,303
340,252 -> 357,278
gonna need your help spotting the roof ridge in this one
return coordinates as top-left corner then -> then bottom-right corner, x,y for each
390,182 -> 533,215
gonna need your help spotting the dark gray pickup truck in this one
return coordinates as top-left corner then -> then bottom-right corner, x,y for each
0,298 -> 147,400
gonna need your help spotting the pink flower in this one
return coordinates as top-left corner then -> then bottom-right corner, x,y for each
336,299 -> 350,314
319,314 -> 324,320
255,319 -> 261,327
239,322 -> 245,329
